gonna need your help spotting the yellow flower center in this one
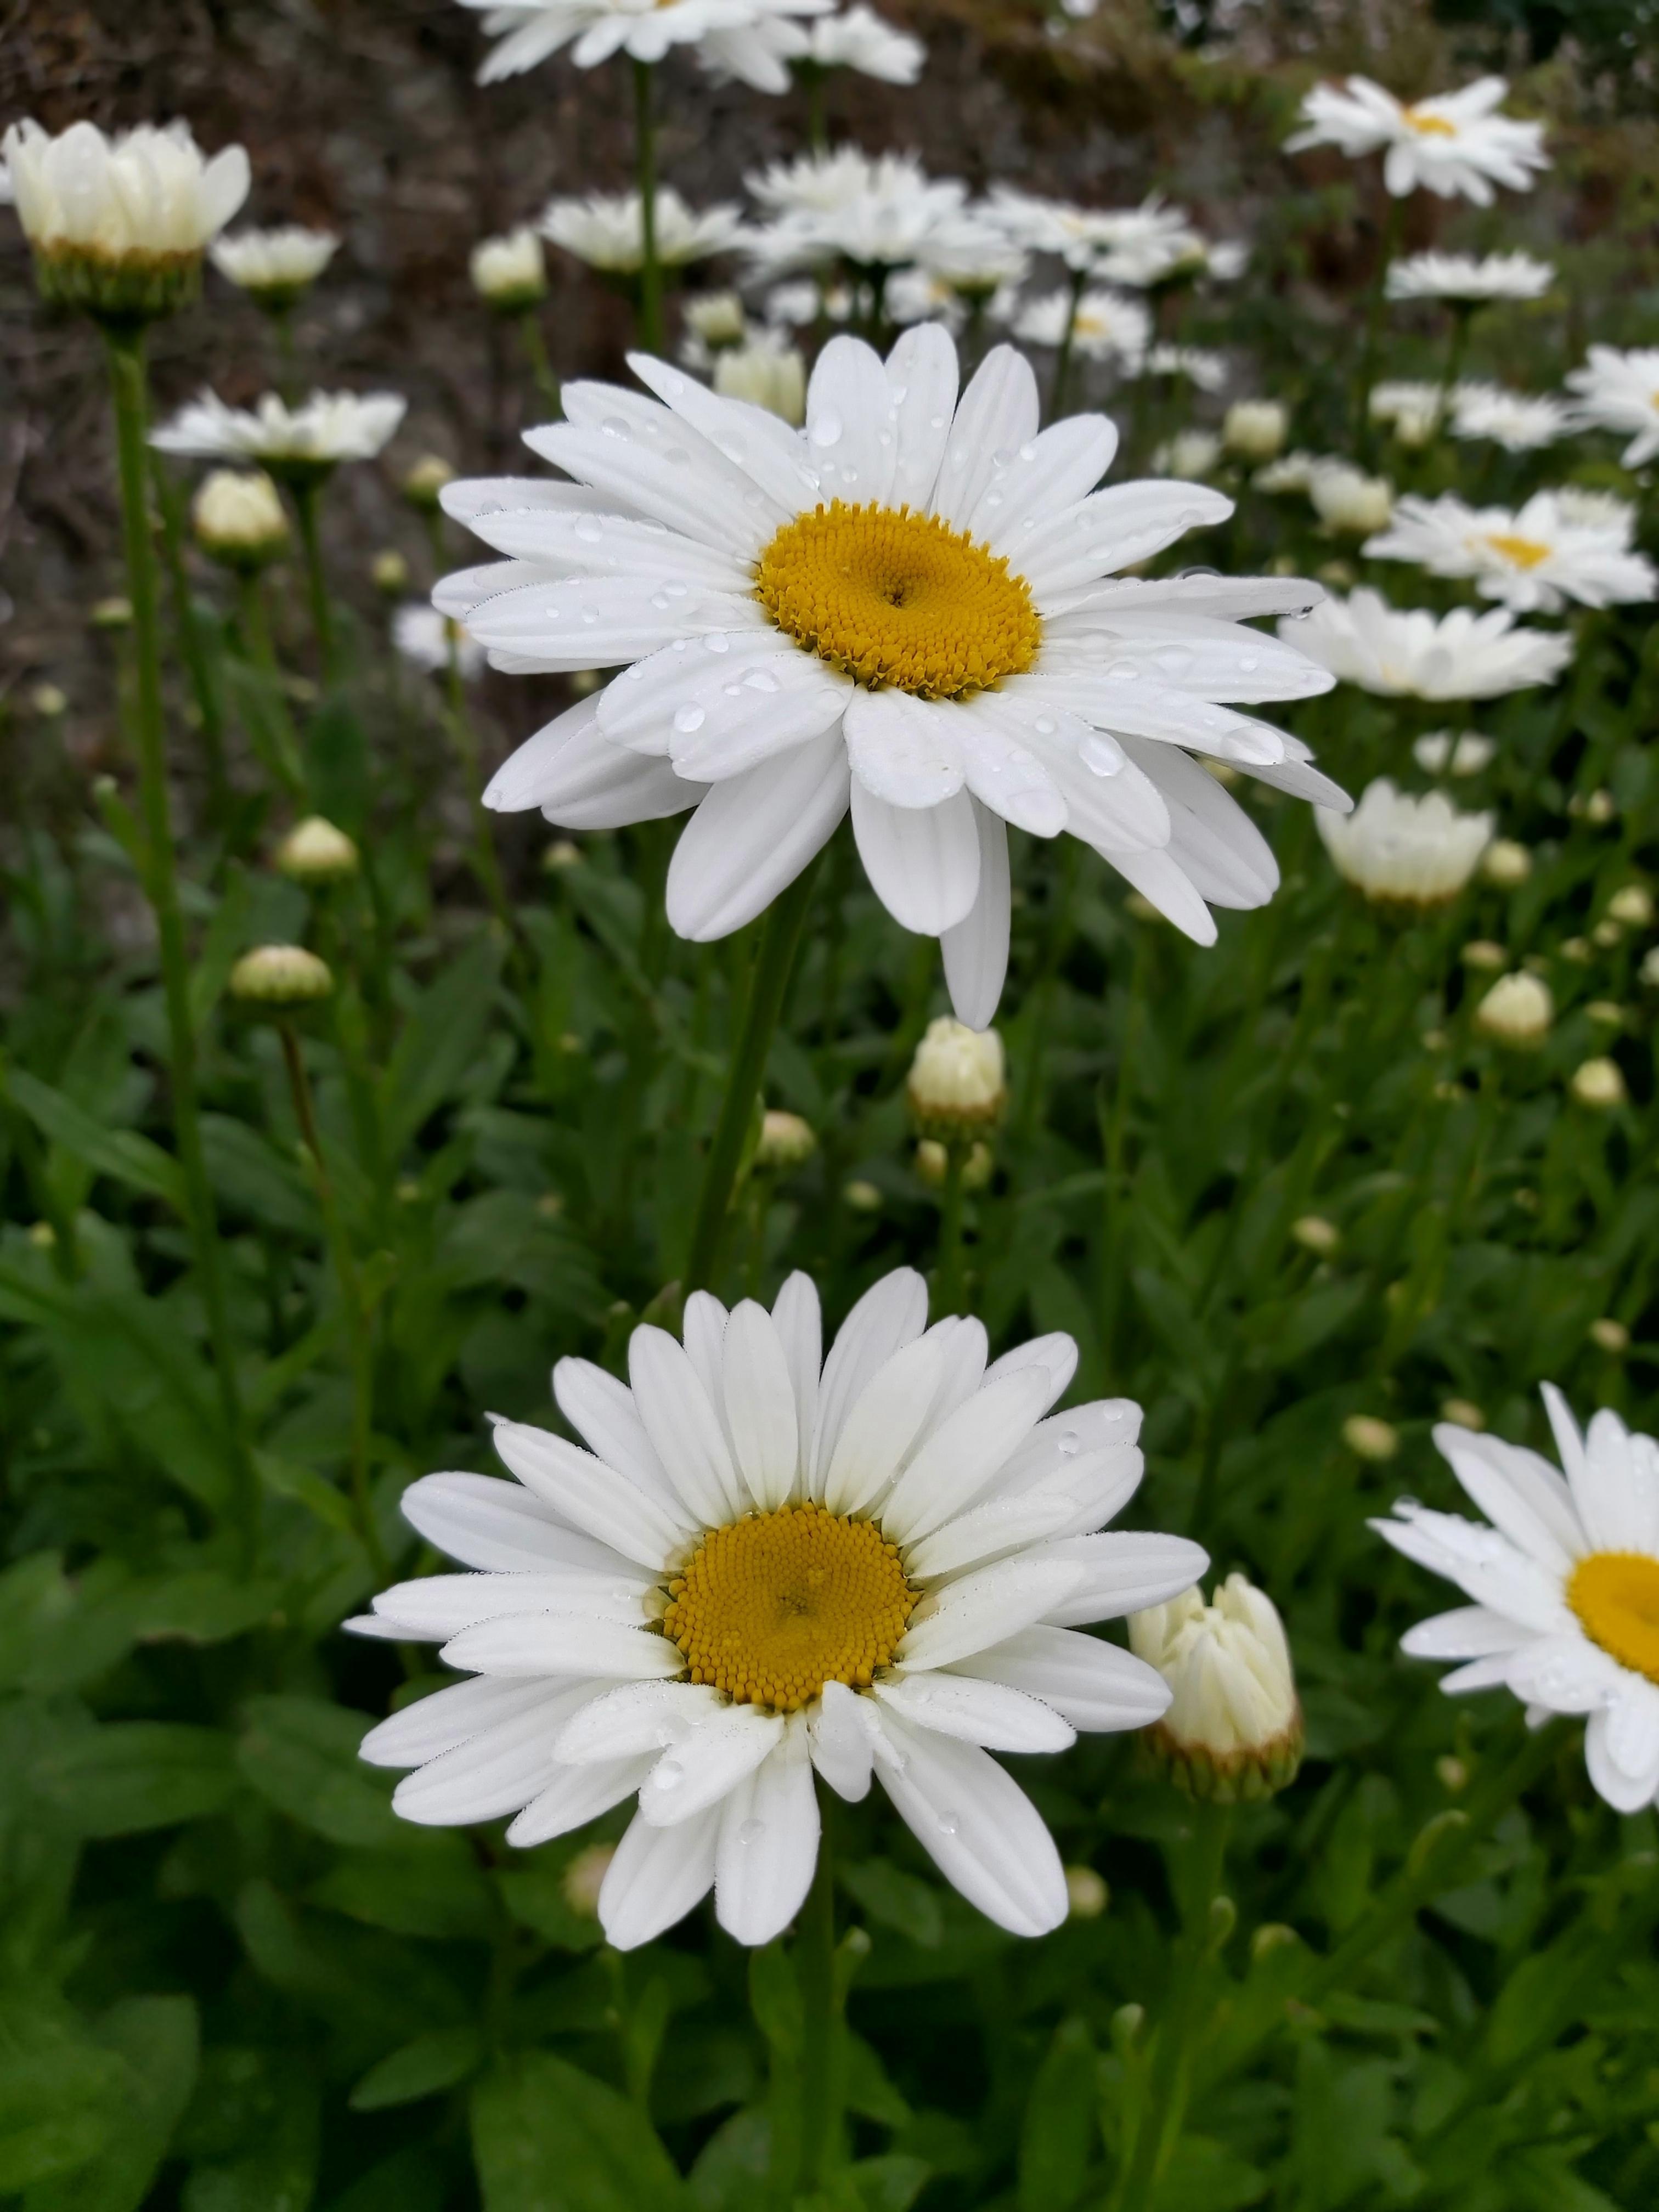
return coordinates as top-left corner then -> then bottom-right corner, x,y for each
1402,105 -> 1458,138
662,1501 -> 917,1711
1568,1551 -> 1659,1684
1482,531 -> 1551,571
754,500 -> 1041,699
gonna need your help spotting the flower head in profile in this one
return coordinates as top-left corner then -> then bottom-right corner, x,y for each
3,117 -> 250,321
1364,490 -> 1656,614
443,329 -> 1345,1025
151,388 -> 407,482
471,225 -> 548,311
394,605 -> 484,681
1449,383 -> 1570,454
1369,380 -> 1446,447
191,469 -> 289,569
1376,1389 -> 1659,1813
1286,75 -> 1548,204
793,5 -> 924,81
456,0 -> 831,88
1566,346 -> 1659,469
1139,345 -> 1227,393
210,225 -> 338,309
745,150 -> 966,276
1318,778 -> 1492,907
986,189 -> 1192,276
1285,587 -> 1572,701
1386,251 -> 1552,306
353,1269 -> 1205,1946
1013,287 -> 1148,366
542,188 -> 745,276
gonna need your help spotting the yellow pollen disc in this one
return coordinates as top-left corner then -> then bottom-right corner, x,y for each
661,1501 -> 918,1711
1568,1551 -> 1659,1685
1402,105 -> 1458,138
1483,531 -> 1551,571
753,499 -> 1041,699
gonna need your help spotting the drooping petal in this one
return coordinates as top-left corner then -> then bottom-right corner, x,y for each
851,781 -> 981,935
714,1716 -> 821,1945
940,804 -> 1011,1031
876,1671 -> 1075,1752
950,1624 -> 1172,1733
599,1802 -> 723,1950
667,732 -> 850,941
872,1708 -> 1068,1937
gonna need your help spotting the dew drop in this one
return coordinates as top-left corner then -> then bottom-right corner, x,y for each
1018,441 -> 1039,462
654,1758 -> 685,1791
581,605 -> 601,625
737,1818 -> 766,1846
723,682 -> 743,697
665,446 -> 691,466
662,581 -> 688,600
929,413 -> 946,430
673,703 -> 706,734
704,632 -> 730,653
743,667 -> 780,692
1082,733 -> 1125,777
574,515 -> 604,543
810,409 -> 844,448
650,594 -> 670,612
1238,652 -> 1260,673
936,1810 -> 962,1836
1105,659 -> 1140,682
1155,647 -> 1193,678
1033,715 -> 1057,737
600,417 -> 630,439
890,384 -> 908,405
623,663 -> 645,682
1056,1428 -> 1081,1458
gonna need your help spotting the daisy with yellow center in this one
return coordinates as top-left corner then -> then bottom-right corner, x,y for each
353,1267 -> 1204,1949
1376,1385 -> 1659,1815
1285,74 -> 1548,206
445,326 -> 1344,1026
1362,491 -> 1656,616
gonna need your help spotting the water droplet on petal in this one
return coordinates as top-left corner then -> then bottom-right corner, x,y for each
1018,441 -> 1039,462
810,409 -> 844,448
1238,652 -> 1260,673
1056,1429 -> 1081,1458
575,515 -> 604,543
674,703 -> 706,734
1106,660 -> 1140,682
738,1818 -> 766,1846
1155,647 -> 1193,678
1033,715 -> 1057,737
936,1809 -> 961,1836
581,605 -> 601,624
1082,733 -> 1125,777
929,414 -> 946,431
743,667 -> 780,692
704,632 -> 730,653
600,417 -> 629,439
654,1758 -> 684,1791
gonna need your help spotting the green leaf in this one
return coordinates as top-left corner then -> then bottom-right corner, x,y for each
1149,2135 -> 1267,2212
495,1854 -> 606,1954
0,1993 -> 127,2193
31,1723 -> 238,1837
200,1115 -> 317,1236
840,1860 -> 943,1949
0,1556 -> 137,1694
180,2050 -> 319,2212
379,934 -> 504,1157
25,1995 -> 199,2212
2,1065 -> 186,1211
470,2051 -> 685,2212
348,2027 -> 482,2113
1018,2019 -> 1097,2212
307,1844 -> 494,1940
235,1696 -> 401,1848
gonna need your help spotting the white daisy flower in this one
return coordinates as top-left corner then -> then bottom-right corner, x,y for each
1385,250 -> 1552,306
917,218 -> 1030,298
471,225 -> 549,309
1448,382 -> 1570,453
1317,777 -> 1492,905
442,330 -> 1345,1024
1285,587 -> 1572,701
210,225 -> 339,305
150,388 -> 407,473
458,0 -> 831,88
795,4 -> 924,80
1413,729 -> 1494,777
1363,490 -> 1657,614
1566,345 -> 1659,468
1285,75 -> 1549,205
984,188 -> 1190,276
542,188 -> 745,275
394,604 -> 486,681
1253,449 -> 1330,495
744,153 -> 967,277
1101,229 -> 1246,292
1012,286 -> 1149,364
883,267 -> 965,333
1369,379 -> 1446,446
1138,344 -> 1228,392
2,116 -> 250,261
1307,461 -> 1393,534
763,276 -> 853,328
1376,1388 -> 1659,1814
353,1269 -> 1206,1946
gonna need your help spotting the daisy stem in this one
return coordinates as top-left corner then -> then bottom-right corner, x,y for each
278,1020 -> 387,1581
234,570 -> 309,804
804,64 -> 828,155
151,459 -> 231,828
684,854 -> 823,1296
1355,191 -> 1404,459
100,321 -> 259,1571
1437,302 -> 1474,413
517,308 -> 562,416
935,1138 -> 969,1315
443,636 -> 517,942
796,1808 -> 844,2191
1049,266 -> 1088,425
291,475 -> 338,682
633,60 -> 664,357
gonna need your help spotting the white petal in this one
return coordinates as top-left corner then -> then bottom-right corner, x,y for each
1071,613 -> 1334,703
973,414 -> 1119,555
466,573 -> 757,672
667,731 -> 850,941
714,1716 -> 821,1945
1020,482 -> 1233,600
930,347 -> 1041,532
638,1705 -> 785,1826
681,1291 -> 730,1413
368,1568 -> 653,1640
400,1471 -> 630,1576
1373,1507 -> 1570,1634
388,1682 -> 598,1824
1400,1605 -> 1534,1661
552,1679 -> 724,1763
360,1677 -> 555,1769
484,693 -> 703,827
552,1358 -> 678,1509
1096,844 -> 1219,947
506,1753 -> 658,1847
1604,1679 -> 1659,1789
1025,725 -> 1171,854
808,1679 -> 877,1802
1575,1409 -> 1650,1553
628,1324 -> 746,1526
439,1613 -> 683,1680
490,1420 -> 691,1568
881,1367 -> 1057,1546
983,1336 -> 1080,1413
886,323 -> 960,509
627,352 -> 820,515
843,689 -> 966,809
950,1624 -> 1171,1733
722,1300 -> 801,1512
1585,1695 -> 1659,1813
462,504 -> 749,592
922,1314 -> 991,1430
599,1802 -> 722,1949
940,804 -> 1011,1031
951,696 -> 1069,836
851,781 -> 981,934
1433,1426 -> 1582,1577
821,1333 -> 951,1518
772,1272 -> 822,1494
442,475 -> 642,528
1502,1632 -> 1625,1714
898,1555 -> 1086,1672
1123,738 -> 1279,910
811,1267 -> 930,1492
531,387 -> 777,556
597,633 -> 850,780
806,335 -> 898,505
873,1709 -> 1068,1937
1031,1531 -> 1209,1627
876,1672 -> 1075,1752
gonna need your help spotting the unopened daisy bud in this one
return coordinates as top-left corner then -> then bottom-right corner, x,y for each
29,1220 -> 57,1249
228,943 -> 333,1008
1290,1215 -> 1339,1256
1607,884 -> 1654,929
371,549 -> 410,595
1475,970 -> 1552,1047
470,225 -> 548,313
1480,838 -> 1532,888
757,1109 -> 816,1170
907,1016 -> 1006,1139
211,225 -> 337,311
191,467 -> 289,569
1587,1000 -> 1624,1028
1130,1574 -> 1304,1804
1222,398 -> 1288,461
713,340 -> 806,426
1342,1414 -> 1398,1462
1064,1866 -> 1108,1919
31,682 -> 67,718
1570,1056 -> 1626,1109
843,1178 -> 882,1212
561,1841 -> 615,1917
1640,946 -> 1659,989
275,815 -> 359,884
1461,939 -> 1505,972
403,454 -> 455,512
1589,1317 -> 1629,1354
1251,1922 -> 1300,1962
4,116 -> 249,324
1435,1756 -> 1468,1795
1441,1398 -> 1484,1430
542,838 -> 583,872
90,596 -> 133,631
1592,918 -> 1623,950
1560,936 -> 1591,966
569,668 -> 602,696
916,1138 -> 992,1190
1568,788 -> 1616,825
1310,463 -> 1392,534
684,290 -> 747,350
1152,428 -> 1221,478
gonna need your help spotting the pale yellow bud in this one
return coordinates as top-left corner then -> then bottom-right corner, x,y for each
916,1138 -> 993,1190
1589,1317 -> 1629,1354
542,838 -> 583,872
1480,838 -> 1532,888
1607,884 -> 1654,929
1474,971 -> 1552,1047
561,1842 -> 615,1917
1440,1398 -> 1485,1431
1342,1414 -> 1398,1462
1290,1215 -> 1339,1256
31,682 -> 67,717
1460,939 -> 1506,972
713,340 -> 806,426
907,1016 -> 1006,1137
371,549 -> 410,595
843,1178 -> 883,1213
757,1109 -> 816,1170
1222,398 -> 1288,461
1064,1866 -> 1108,1920
403,454 -> 455,511
275,815 -> 359,883
1130,1573 -> 1303,1803
469,225 -> 547,312
1570,1057 -> 1626,1109
192,468 -> 289,566
228,943 -> 333,1008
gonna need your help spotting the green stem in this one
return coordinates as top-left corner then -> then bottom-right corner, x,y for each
517,309 -> 562,415
803,64 -> 827,154
1436,302 -> 1474,415
1048,265 -> 1087,424
683,857 -> 822,1295
291,475 -> 337,681
235,569 -> 309,802
936,1140 -> 968,1316
633,60 -> 664,357
444,645 -> 517,939
101,324 -> 258,1568
797,1803 -> 841,2192
278,1021 -> 386,1578
1355,191 -> 1405,457
152,461 -> 230,825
